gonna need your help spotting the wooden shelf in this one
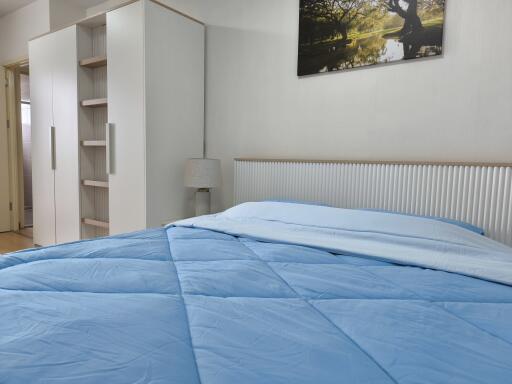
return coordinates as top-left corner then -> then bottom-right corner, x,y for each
82,218 -> 109,229
81,98 -> 107,108
82,179 -> 109,188
81,140 -> 106,147
79,55 -> 107,68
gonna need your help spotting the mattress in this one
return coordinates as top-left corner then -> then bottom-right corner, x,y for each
1,202 -> 512,383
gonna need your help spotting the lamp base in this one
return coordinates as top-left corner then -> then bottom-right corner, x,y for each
195,189 -> 210,216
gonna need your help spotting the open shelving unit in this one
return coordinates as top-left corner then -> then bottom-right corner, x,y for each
77,14 -> 110,239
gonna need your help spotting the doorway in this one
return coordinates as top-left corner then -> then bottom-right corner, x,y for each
1,60 -> 33,241
20,65 -> 32,228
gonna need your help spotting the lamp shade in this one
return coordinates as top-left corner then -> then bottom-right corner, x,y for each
185,158 -> 221,188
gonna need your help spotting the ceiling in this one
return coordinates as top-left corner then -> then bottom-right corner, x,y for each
0,0 -> 107,17
0,0 -> 36,17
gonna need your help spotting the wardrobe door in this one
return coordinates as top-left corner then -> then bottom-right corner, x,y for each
29,34 -> 56,246
144,1 -> 204,228
53,26 -> 80,244
107,1 -> 146,235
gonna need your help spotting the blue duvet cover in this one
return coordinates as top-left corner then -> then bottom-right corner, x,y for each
1,202 -> 512,383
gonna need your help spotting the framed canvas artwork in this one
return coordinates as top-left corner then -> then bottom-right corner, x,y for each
298,0 -> 446,76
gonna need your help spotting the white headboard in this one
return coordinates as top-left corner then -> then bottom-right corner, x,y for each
234,159 -> 512,246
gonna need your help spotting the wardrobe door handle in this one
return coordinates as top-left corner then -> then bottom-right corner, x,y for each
106,123 -> 113,174
50,126 -> 56,170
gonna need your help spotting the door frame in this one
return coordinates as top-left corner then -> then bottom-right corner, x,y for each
0,66 -> 10,232
2,59 -> 28,231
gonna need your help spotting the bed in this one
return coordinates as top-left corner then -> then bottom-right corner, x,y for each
2,158 -> 512,383
1,199 -> 512,383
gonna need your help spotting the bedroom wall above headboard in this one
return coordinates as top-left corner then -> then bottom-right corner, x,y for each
234,159 -> 512,246
204,0 -> 512,212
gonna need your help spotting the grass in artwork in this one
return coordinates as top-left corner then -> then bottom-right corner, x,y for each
298,0 -> 445,76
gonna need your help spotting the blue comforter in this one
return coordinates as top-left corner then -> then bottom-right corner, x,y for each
1,202 -> 512,383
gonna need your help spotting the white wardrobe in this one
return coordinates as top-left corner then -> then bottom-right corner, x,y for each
30,25 -> 81,246
30,0 -> 204,246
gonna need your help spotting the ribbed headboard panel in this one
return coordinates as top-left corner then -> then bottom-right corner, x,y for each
234,159 -> 512,246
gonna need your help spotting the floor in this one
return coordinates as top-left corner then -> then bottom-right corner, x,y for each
0,228 -> 34,254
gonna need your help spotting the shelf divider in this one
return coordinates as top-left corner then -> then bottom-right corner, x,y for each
81,98 -> 107,108
82,218 -> 110,229
79,55 -> 107,68
82,179 -> 109,188
81,140 -> 106,147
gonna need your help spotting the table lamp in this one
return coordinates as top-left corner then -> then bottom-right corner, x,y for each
185,158 -> 221,216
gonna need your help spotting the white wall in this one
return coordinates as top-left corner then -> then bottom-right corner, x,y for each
86,0 -> 127,15
0,0 -> 50,64
202,0 -> 512,210
49,0 -> 86,31
0,0 -> 88,65
84,0 -> 512,211
86,0 -> 205,18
